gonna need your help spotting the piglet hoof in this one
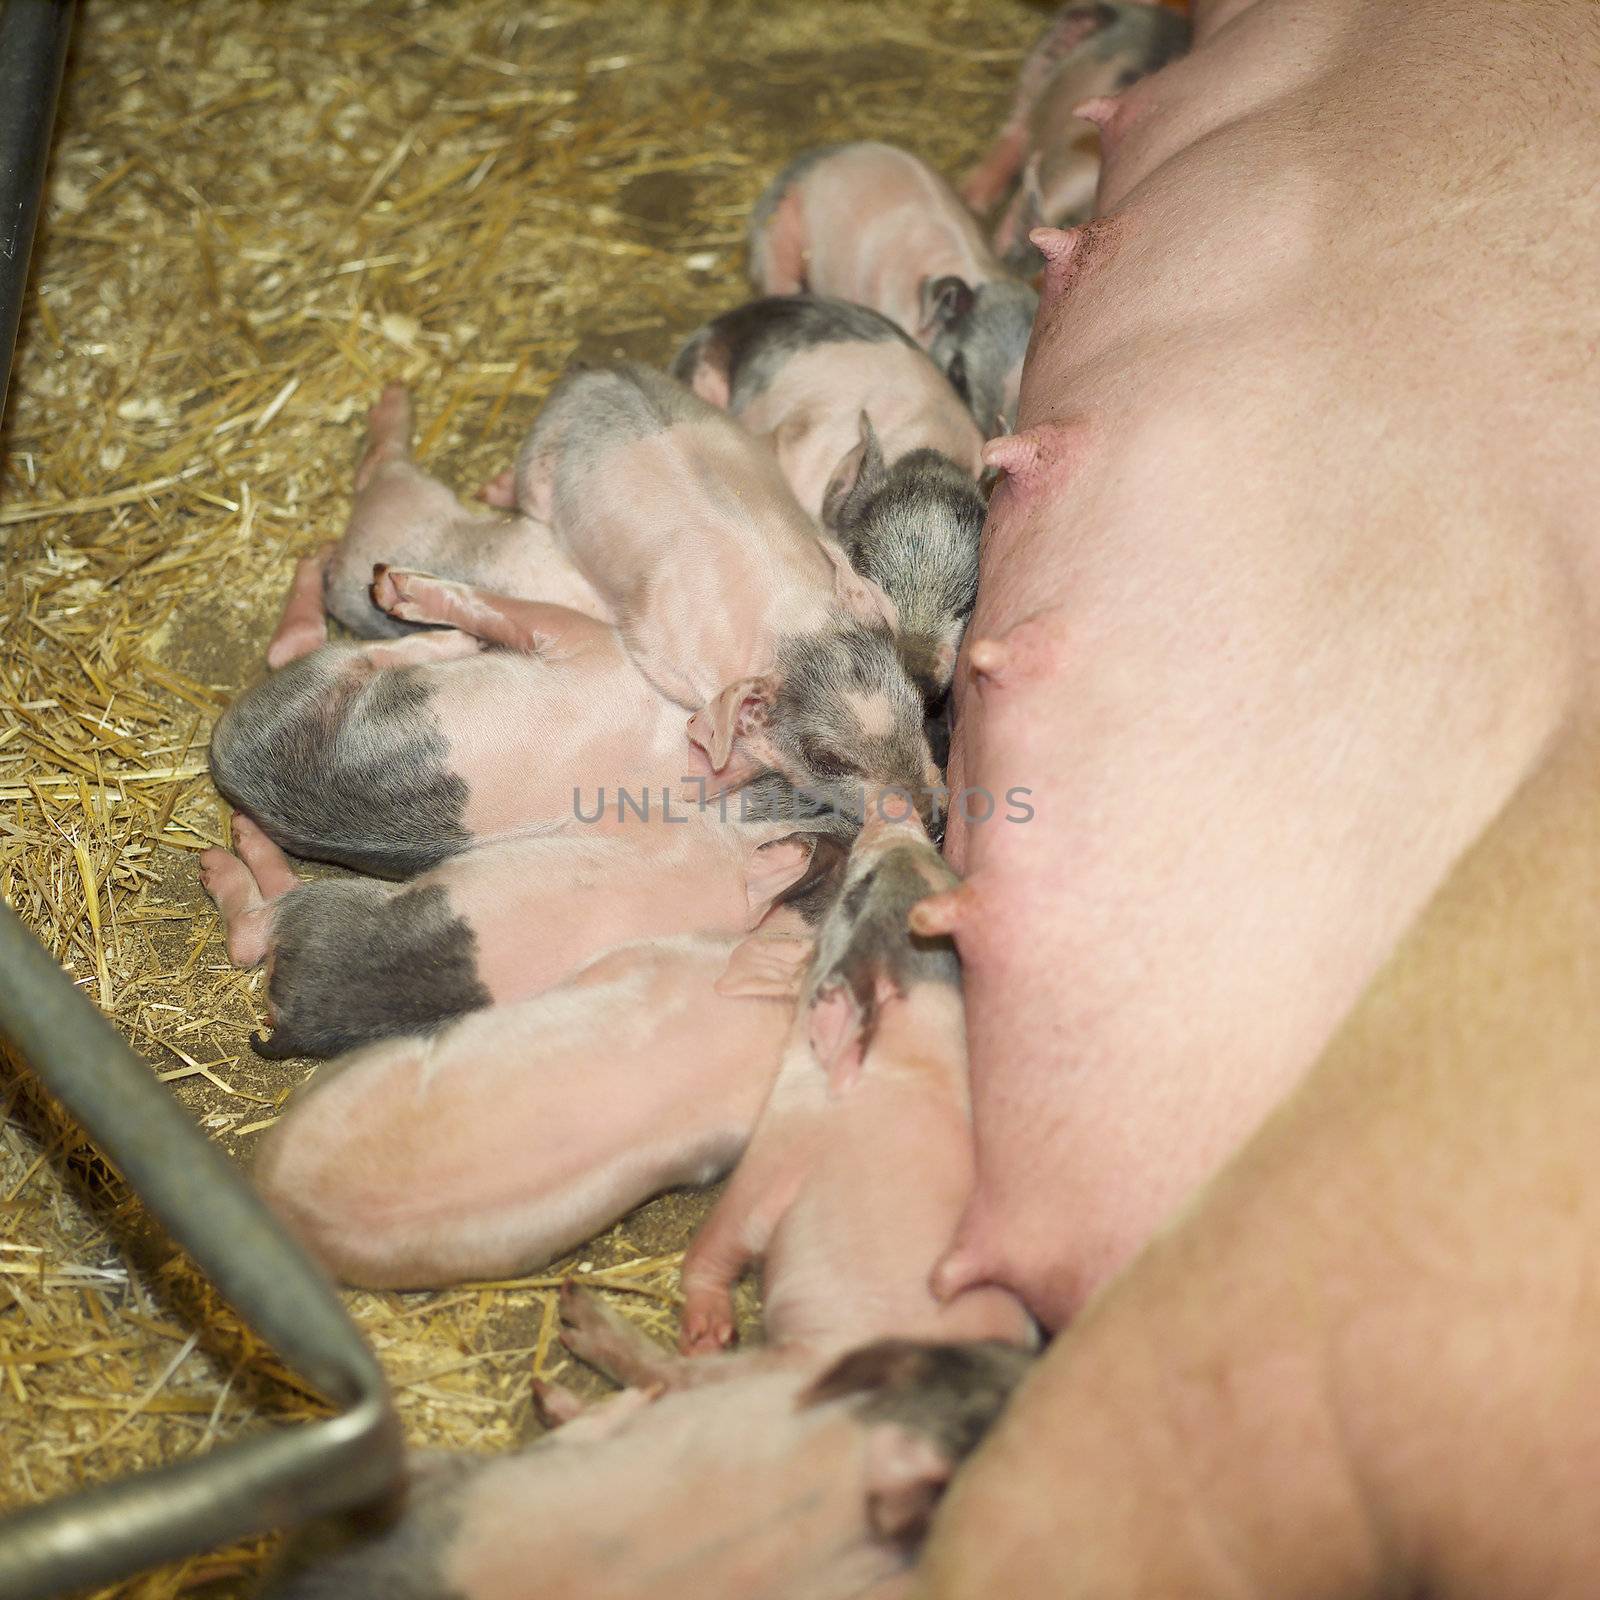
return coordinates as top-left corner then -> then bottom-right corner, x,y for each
678,1301 -> 736,1358
196,846 -> 232,898
370,564 -> 440,626
369,563 -> 399,613
530,1377 -> 587,1431
476,468 -> 516,509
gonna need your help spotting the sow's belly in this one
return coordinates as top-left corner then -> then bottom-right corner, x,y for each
942,6 -> 1583,1320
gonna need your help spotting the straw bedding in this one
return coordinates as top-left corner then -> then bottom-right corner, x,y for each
0,1 -> 1052,1591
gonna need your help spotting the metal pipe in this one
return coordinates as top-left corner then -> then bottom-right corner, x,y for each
0,3 -> 406,1591
0,903 -> 405,1600
0,0 -> 73,419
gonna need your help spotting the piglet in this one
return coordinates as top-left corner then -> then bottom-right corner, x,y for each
260,1338 -> 1032,1600
749,143 -> 1037,436
820,414 -> 983,704
253,925 -> 814,1287
669,792 -> 1035,1366
503,361 -> 940,816
199,797 -> 827,1059
272,383 -> 609,668
671,294 -> 983,513
962,2 -> 1191,269
673,297 -> 985,701
211,570 -> 719,879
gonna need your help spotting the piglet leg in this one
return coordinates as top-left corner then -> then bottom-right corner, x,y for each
536,1384 -> 664,1446
371,568 -> 608,658
529,1377 -> 589,1430
558,1283 -> 689,1389
476,468 -> 516,509
560,1284 -> 781,1393
265,544 -> 337,670
353,382 -> 413,493
678,1149 -> 805,1356
198,814 -> 299,968
359,627 -> 485,670
961,125 -> 1031,214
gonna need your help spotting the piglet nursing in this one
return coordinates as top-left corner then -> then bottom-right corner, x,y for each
261,1339 -> 1031,1600
253,926 -> 813,1288
501,360 -> 940,813
963,2 -> 1191,268
673,296 -> 985,701
677,794 -> 1034,1367
749,142 -> 1037,436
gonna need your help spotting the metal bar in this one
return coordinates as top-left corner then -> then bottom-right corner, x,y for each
0,3 -> 406,1592
0,904 -> 405,1600
0,0 -> 73,419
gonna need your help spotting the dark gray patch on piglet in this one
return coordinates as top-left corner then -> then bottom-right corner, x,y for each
806,838 -> 961,1034
259,1453 -> 472,1600
827,441 -> 984,704
928,277 -> 1037,437
801,1337 -> 1033,1466
670,294 -> 917,411
257,879 -> 489,1060
767,623 -> 935,823
210,647 -> 471,879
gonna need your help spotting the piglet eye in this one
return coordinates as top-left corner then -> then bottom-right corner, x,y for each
803,744 -> 850,778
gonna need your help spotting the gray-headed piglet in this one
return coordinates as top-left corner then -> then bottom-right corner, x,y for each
749,143 -> 1037,436
672,296 -> 985,701
260,1339 -> 1032,1600
475,362 -> 942,817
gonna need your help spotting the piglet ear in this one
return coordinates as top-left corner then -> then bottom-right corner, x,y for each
820,410 -> 889,532
863,1424 -> 954,1544
682,341 -> 733,410
918,273 -> 976,339
807,984 -> 868,1094
743,835 -> 815,926
819,537 -> 899,632
687,675 -> 775,772
715,929 -> 815,999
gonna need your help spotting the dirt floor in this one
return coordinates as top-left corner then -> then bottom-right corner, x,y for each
0,1 -> 1049,1593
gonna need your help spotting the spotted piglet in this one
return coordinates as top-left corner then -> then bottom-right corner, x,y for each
199,774 -> 836,1058
260,1338 -> 1032,1600
210,575 -> 707,879
252,923 -> 816,1288
271,383 -> 609,667
749,143 -> 1037,436
673,296 -> 986,703
669,792 -> 1033,1371
503,361 -> 941,818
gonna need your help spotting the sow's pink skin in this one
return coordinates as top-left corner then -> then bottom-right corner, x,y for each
274,383 -> 610,667
252,925 -> 813,1289
209,569 -> 718,880
961,2 -> 1190,269
938,0 -> 1592,1330
748,142 -> 1037,436
197,801 -> 820,1060
260,1339 -> 1032,1600
502,361 -> 938,814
